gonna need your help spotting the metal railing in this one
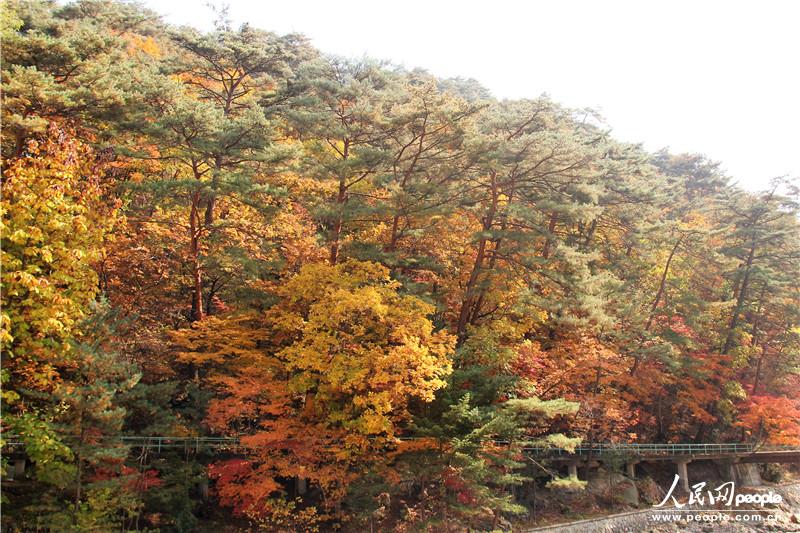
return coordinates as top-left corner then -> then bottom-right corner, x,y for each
1,435 -> 243,453
117,436 -> 241,452
523,442 -> 800,457
3,435 -> 798,457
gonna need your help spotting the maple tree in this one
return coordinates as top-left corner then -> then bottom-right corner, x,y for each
172,260 -> 454,524
1,126 -> 119,403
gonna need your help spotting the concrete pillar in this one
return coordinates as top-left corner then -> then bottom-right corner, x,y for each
725,461 -> 737,483
297,477 -> 307,495
198,477 -> 209,502
13,458 -> 25,480
626,461 -> 638,479
675,459 -> 690,492
567,461 -> 579,479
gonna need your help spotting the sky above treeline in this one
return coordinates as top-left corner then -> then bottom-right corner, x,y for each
140,0 -> 799,192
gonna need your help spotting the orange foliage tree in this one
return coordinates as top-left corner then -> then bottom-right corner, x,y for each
172,259 -> 454,523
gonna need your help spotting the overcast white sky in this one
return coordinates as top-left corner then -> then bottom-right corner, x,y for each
140,0 -> 799,191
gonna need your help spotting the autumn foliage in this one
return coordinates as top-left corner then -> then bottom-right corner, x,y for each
1,1 -> 799,531
172,260 -> 454,519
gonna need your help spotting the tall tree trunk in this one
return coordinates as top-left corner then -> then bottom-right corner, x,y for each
747,284 -> 768,393
541,211 -> 558,259
470,184 -> 515,327
582,218 -> 597,250
752,349 -> 765,395
633,233 -> 684,375
205,154 -> 223,227
205,278 -> 221,316
386,150 -> 415,252
645,236 -> 683,331
722,241 -> 756,354
749,284 -> 768,347
456,172 -> 499,344
73,455 -> 82,525
754,342 -> 784,396
387,214 -> 402,252
469,238 -> 502,327
329,178 -> 346,265
456,234 -> 489,345
190,190 -> 205,322
73,423 -> 85,525
329,141 -> 350,264
204,195 -> 215,227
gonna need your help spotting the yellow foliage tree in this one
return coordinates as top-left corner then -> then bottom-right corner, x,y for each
172,259 -> 454,521
272,260 -> 454,441
1,126 -> 119,397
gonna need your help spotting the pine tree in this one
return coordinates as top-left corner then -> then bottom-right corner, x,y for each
128,21 -> 313,320
288,59 -> 403,264
0,0 -> 163,156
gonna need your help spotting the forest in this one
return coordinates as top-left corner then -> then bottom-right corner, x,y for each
1,0 -> 799,531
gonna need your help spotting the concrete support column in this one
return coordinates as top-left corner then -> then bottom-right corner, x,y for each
297,477 -> 307,495
675,459 -> 691,492
198,476 -> 209,502
567,460 -> 579,479
724,460 -> 738,483
626,461 -> 639,479
13,458 -> 26,480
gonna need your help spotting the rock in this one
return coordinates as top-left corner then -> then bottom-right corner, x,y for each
586,469 -> 639,505
734,463 -> 762,486
619,481 -> 639,506
497,516 -> 512,530
637,476 -> 664,505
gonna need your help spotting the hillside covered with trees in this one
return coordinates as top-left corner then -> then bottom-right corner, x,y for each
1,1 -> 799,531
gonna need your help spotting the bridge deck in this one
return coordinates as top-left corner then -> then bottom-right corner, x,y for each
527,443 -> 800,462
3,436 -> 799,462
